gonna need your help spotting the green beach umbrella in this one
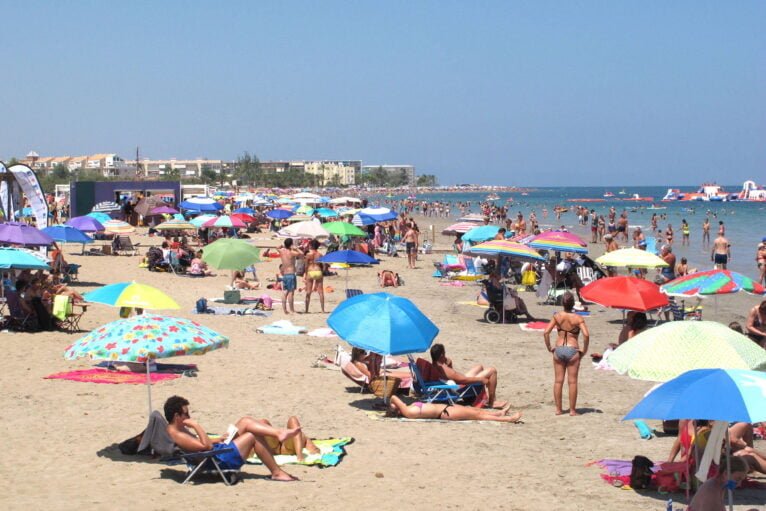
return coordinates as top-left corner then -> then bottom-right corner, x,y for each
201,238 -> 261,270
607,321 -> 766,382
322,221 -> 366,237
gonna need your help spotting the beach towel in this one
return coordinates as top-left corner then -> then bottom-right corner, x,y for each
365,410 -> 513,424
137,410 -> 176,456
45,368 -> 180,385
307,328 -> 337,337
52,295 -> 72,321
95,361 -> 198,374
205,306 -> 271,316
256,319 -> 308,335
518,321 -> 549,332
456,300 -> 488,308
246,437 -> 353,467
439,281 -> 465,287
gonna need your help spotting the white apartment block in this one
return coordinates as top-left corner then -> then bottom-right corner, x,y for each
126,158 -> 225,178
303,160 -> 359,186
19,152 -> 130,177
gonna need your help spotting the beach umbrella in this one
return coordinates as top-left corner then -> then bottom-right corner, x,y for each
64,314 -> 229,416
607,321 -> 766,382
66,216 -> 104,233
661,269 -> 766,298
155,219 -> 197,231
278,220 -> 329,239
296,205 -> 315,216
328,292 -> 439,356
623,368 -> 766,511
234,207 -> 255,215
41,225 -> 93,245
442,222 -> 481,235
461,225 -> 500,243
83,281 -> 180,310
527,231 -> 588,253
467,240 -> 545,261
232,213 -> 256,224
293,192 -> 321,200
457,213 -> 487,223
91,201 -> 121,212
0,222 -> 54,247
322,222 -> 366,237
286,214 -> 312,223
86,211 -> 112,224
202,215 -> 247,229
315,208 -> 339,218
595,248 -> 667,268
0,247 -> 51,270
266,209 -> 293,220
102,220 -> 135,234
179,197 -> 223,212
317,250 -> 380,290
329,196 -> 362,205
352,208 -> 397,226
149,206 -> 179,215
580,276 -> 668,312
189,214 -> 217,228
202,238 -> 260,270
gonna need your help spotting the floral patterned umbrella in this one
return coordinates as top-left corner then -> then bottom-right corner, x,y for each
64,315 -> 229,415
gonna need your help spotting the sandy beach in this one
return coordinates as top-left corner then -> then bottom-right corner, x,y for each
1,213 -> 764,511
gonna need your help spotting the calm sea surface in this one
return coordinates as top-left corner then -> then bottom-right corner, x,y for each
371,185 -> 766,279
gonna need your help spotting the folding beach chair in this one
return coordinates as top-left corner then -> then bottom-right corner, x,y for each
2,290 -> 35,331
53,295 -> 87,333
169,448 -> 241,485
407,355 -> 483,405
345,289 -> 364,300
116,235 -> 141,256
168,251 -> 186,276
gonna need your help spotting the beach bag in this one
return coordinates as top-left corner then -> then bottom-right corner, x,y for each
118,431 -> 148,456
521,270 -> 537,287
630,455 -> 654,489
260,295 -> 273,309
195,298 -> 209,314
223,290 -> 241,304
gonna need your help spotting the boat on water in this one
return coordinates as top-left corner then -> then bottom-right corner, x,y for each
618,189 -> 626,195
659,182 -> 763,202
486,194 -> 500,201
521,192 -> 528,196
603,191 -> 615,198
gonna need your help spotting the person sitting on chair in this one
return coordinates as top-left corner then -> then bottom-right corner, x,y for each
164,395 -> 299,482
350,348 -> 411,381
429,343 -> 507,409
386,395 -> 522,423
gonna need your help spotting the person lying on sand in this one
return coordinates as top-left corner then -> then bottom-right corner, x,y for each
231,270 -> 260,290
378,270 -> 399,287
164,395 -> 299,482
386,395 -> 522,423
262,416 -> 320,462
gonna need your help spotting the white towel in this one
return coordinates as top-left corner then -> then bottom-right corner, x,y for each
695,420 -> 727,482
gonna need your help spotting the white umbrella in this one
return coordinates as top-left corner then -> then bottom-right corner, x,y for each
278,221 -> 330,239
329,196 -> 362,204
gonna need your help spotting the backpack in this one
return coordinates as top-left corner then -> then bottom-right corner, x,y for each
630,455 -> 654,489
195,298 -> 209,314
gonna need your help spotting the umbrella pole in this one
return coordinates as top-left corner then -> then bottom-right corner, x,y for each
726,427 -> 733,511
345,267 -> 349,291
146,359 -> 153,418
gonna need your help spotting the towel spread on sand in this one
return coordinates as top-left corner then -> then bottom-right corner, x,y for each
256,319 -> 308,335
205,306 -> 271,316
456,301 -> 488,308
518,321 -> 549,332
307,327 -> 337,337
45,368 -> 180,384
95,362 -> 198,374
364,411 -> 505,424
246,438 -> 353,467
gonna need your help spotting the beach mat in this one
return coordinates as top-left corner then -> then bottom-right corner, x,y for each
256,320 -> 308,335
45,368 -> 180,385
246,437 -> 353,467
456,301 -> 488,308
95,362 -> 198,374
365,410 -> 518,424
519,321 -> 549,332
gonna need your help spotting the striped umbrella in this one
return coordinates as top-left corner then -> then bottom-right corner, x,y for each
155,219 -> 197,231
527,231 -> 588,253
91,201 -> 121,212
442,222 -> 482,235
189,214 -> 217,228
202,215 -> 246,229
87,212 -> 112,224
102,220 -> 135,234
596,248 -> 668,268
467,240 -> 545,261
661,269 -> 766,297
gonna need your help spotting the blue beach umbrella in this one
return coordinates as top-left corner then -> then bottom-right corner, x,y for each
461,225 -> 500,243
179,197 -> 223,212
327,292 -> 439,356
234,207 -> 255,215
266,209 -> 293,220
317,250 -> 379,289
0,247 -> 51,270
42,225 -> 93,245
87,211 -> 112,224
316,208 -> 339,218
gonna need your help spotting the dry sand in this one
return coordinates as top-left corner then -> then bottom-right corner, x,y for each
1,214 -> 764,511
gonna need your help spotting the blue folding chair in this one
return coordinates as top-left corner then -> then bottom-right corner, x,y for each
407,355 -> 484,405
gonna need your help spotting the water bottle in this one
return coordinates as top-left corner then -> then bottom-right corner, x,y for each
665,498 -> 673,511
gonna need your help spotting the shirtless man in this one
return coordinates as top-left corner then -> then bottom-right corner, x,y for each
429,343 -> 507,408
718,220 -> 725,236
304,239 -> 325,313
711,233 -> 731,270
515,213 -> 527,235
702,217 -> 711,246
402,222 -> 418,269
279,238 -> 304,314
164,395 -> 299,482
632,226 -> 645,248
616,213 -> 629,242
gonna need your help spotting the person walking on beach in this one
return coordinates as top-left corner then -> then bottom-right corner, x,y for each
403,222 -> 418,269
718,220 -> 726,236
304,239 -> 325,313
279,238 -> 303,314
711,232 -> 731,270
543,292 -> 589,416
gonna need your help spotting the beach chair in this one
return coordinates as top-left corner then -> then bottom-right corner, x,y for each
345,289 -> 363,300
63,263 -> 80,283
407,355 -> 483,405
116,235 -> 141,256
168,251 -> 185,275
168,448 -> 241,485
2,290 -> 34,331
576,265 -> 596,286
667,298 -> 702,321
53,295 -> 87,333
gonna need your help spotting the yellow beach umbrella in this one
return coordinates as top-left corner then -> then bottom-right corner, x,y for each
595,248 -> 668,268
82,281 -> 180,310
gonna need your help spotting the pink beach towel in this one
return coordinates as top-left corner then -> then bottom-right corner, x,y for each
519,321 -> 549,332
45,368 -> 180,385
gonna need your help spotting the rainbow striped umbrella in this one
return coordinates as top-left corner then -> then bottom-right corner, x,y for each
102,220 -> 135,234
442,222 -> 480,235
202,215 -> 246,229
661,270 -> 766,297
467,240 -> 545,261
527,231 -> 588,253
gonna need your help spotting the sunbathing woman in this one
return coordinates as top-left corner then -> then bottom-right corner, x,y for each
387,395 -> 522,423
543,292 -> 589,416
261,416 -> 320,462
231,270 -> 260,290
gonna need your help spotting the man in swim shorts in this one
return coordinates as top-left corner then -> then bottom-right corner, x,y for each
429,343 -> 507,408
711,232 -> 731,270
280,237 -> 304,314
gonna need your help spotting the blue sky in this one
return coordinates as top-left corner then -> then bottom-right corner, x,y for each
1,1 -> 764,186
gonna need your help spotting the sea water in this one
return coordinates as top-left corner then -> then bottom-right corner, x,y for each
372,185 -> 765,280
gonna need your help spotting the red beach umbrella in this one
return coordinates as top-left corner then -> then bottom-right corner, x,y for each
581,276 -> 669,312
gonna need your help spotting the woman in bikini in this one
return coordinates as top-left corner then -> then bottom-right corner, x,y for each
745,300 -> 766,348
304,239 -> 325,313
231,270 -> 260,290
387,395 -> 522,423
543,292 -> 590,416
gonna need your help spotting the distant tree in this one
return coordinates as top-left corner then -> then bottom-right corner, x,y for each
52,163 -> 69,179
200,164 -> 217,185
6,157 -> 19,166
165,166 -> 180,180
235,152 -> 261,187
329,174 -> 342,187
416,174 -> 437,187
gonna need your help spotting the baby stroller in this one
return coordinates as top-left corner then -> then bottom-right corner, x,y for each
481,279 -> 518,324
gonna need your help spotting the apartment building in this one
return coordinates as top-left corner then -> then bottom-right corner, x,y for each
19,152 -> 131,177
126,158 -> 225,178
